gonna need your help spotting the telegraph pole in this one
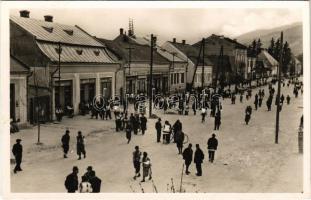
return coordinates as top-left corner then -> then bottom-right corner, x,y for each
201,38 -> 205,89
169,52 -> 177,94
149,34 -> 156,118
275,31 -> 283,144
124,45 -> 134,100
58,42 -> 61,107
214,45 -> 223,92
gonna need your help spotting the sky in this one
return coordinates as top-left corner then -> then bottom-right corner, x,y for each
10,8 -> 302,45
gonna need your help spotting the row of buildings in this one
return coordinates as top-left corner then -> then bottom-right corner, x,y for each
10,10 -> 302,126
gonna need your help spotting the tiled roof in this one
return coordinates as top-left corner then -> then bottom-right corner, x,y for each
37,42 -> 116,63
98,34 -> 170,65
10,55 -> 30,73
200,34 -> 247,50
169,42 -> 213,66
10,15 -> 103,47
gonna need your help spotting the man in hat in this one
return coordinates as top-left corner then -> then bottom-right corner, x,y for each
76,131 -> 86,160
182,143 -> 193,175
194,144 -> 204,176
155,118 -> 162,143
133,146 -> 142,180
12,139 -> 23,173
89,171 -> 102,193
61,129 -> 70,158
207,134 -> 218,163
65,166 -> 79,193
84,166 -> 95,182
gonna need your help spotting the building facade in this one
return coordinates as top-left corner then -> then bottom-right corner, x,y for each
10,10 -> 120,120
10,56 -> 30,126
162,39 -> 213,90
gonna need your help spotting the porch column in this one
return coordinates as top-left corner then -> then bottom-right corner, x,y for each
96,73 -> 101,96
73,73 -> 80,115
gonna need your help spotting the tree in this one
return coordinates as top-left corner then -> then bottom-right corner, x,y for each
268,38 -> 275,56
282,41 -> 292,75
256,39 -> 262,55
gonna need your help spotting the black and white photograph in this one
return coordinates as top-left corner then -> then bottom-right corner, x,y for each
0,1 -> 310,198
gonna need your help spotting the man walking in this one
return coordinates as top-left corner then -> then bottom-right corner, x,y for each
77,131 -> 86,160
214,111 -> 221,130
133,146 -> 142,180
194,144 -> 204,176
175,130 -> 185,154
141,152 -> 152,182
140,114 -> 147,135
155,118 -> 162,143
182,143 -> 193,175
61,129 -> 70,158
12,139 -> 23,174
65,166 -> 79,193
207,134 -> 218,163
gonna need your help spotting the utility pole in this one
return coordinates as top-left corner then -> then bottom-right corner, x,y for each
58,42 -> 61,107
190,40 -> 203,90
214,45 -> 223,93
201,38 -> 205,89
275,31 -> 283,144
149,34 -> 156,118
169,52 -> 177,94
124,45 -> 134,101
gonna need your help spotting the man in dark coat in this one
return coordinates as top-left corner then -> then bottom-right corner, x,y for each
89,171 -> 102,193
173,120 -> 182,143
61,129 -> 70,158
12,139 -> 23,173
254,94 -> 259,110
207,134 -> 218,163
133,146 -> 142,180
77,131 -> 86,160
194,144 -> 204,176
140,114 -> 147,135
182,143 -> 193,175
65,166 -> 79,193
155,118 -> 162,143
83,166 -> 95,182
214,111 -> 221,130
175,130 -> 185,154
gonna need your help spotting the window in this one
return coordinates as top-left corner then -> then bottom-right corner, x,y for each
76,49 -> 83,55
181,73 -> 184,83
64,29 -> 73,36
174,74 -> 177,84
176,73 -> 179,84
94,50 -> 100,56
42,26 -> 53,33
171,74 -> 173,85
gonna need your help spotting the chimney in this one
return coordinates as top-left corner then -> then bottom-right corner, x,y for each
44,15 -> 53,22
182,40 -> 186,45
173,38 -> 176,43
20,10 -> 30,18
119,28 -> 124,35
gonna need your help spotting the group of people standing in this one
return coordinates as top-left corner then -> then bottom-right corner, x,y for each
182,134 -> 218,176
65,166 -> 101,193
61,129 -> 86,160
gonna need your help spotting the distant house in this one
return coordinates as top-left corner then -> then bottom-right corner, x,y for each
193,34 -> 248,81
290,56 -> 302,76
97,28 -> 171,95
256,50 -> 279,77
10,55 -> 30,126
162,39 -> 213,90
10,10 -> 120,121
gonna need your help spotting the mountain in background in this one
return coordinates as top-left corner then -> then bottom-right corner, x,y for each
236,22 -> 302,56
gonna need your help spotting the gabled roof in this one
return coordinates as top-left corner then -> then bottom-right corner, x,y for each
257,50 -> 278,69
169,41 -> 213,66
10,55 -> 30,73
98,34 -> 170,65
202,34 -> 247,50
130,37 -> 185,63
10,15 -> 103,47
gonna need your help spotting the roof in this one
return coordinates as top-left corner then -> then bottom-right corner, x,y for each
206,55 -> 233,72
257,50 -> 278,69
37,41 -> 116,63
98,34 -> 170,65
10,15 -> 103,47
204,34 -> 247,49
10,55 -> 30,73
130,37 -> 185,63
169,42 -> 213,66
